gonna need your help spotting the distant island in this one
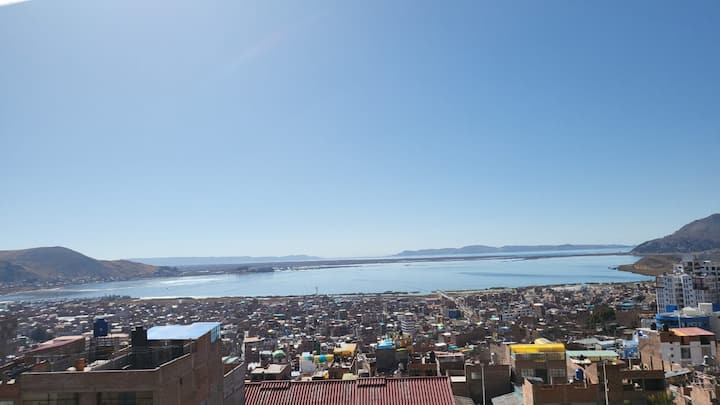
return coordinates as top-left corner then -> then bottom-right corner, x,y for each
395,244 -> 632,257
620,213 -> 720,276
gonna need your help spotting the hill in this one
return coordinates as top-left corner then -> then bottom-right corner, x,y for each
0,247 -> 160,283
632,214 -> 720,254
396,244 -> 632,257
617,254 -> 682,276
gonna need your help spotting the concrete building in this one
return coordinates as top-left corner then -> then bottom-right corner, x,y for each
24,336 -> 86,372
521,348 -> 665,405
522,359 -> 665,405
0,322 -> 246,405
449,363 -> 512,405
656,260 -> 720,312
400,312 -> 416,337
249,363 -> 290,382
639,327 -> 716,371
508,339 -> 566,384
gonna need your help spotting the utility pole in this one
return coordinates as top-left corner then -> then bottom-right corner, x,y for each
481,362 -> 486,405
603,360 -> 610,405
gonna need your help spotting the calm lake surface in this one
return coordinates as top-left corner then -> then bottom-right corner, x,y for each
1,253 -> 649,302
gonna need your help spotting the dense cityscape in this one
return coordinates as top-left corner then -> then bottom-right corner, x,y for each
3,0 -> 720,404
1,255 -> 720,404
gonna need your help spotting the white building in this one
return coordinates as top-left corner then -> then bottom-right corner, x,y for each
500,305 -> 534,322
400,312 -> 416,336
639,327 -> 716,369
656,259 -> 720,312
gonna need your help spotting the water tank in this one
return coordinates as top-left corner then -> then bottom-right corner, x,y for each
683,307 -> 700,316
131,326 -> 148,346
93,318 -> 109,337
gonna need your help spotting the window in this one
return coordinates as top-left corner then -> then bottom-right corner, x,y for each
23,393 -> 78,405
545,352 -> 565,361
520,369 -> 535,378
549,368 -> 566,378
681,347 -> 691,359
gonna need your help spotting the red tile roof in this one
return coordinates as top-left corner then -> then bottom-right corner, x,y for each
245,377 -> 455,405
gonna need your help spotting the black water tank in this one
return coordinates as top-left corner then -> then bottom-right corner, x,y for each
131,326 -> 148,347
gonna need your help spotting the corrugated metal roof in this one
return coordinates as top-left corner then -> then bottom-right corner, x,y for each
566,350 -> 619,359
245,377 -> 455,405
670,327 -> 715,337
147,322 -> 221,340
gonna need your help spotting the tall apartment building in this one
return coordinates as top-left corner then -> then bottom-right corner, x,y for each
656,259 -> 720,312
400,312 -> 416,336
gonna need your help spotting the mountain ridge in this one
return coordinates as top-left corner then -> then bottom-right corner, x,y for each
632,213 -> 720,254
395,244 -> 632,257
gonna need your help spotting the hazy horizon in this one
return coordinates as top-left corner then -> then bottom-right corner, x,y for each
2,1 -> 719,259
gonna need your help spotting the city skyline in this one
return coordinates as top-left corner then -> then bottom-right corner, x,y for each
2,0 -> 719,259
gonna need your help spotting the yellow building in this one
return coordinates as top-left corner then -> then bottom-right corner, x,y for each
508,339 -> 566,384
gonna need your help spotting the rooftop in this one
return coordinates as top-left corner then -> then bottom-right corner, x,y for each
245,377 -> 455,405
251,364 -> 288,375
27,336 -> 85,353
670,327 -> 715,337
147,322 -> 221,341
566,350 -> 620,359
509,343 -> 565,353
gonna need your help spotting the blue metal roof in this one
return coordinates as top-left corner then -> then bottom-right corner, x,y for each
147,322 -> 221,341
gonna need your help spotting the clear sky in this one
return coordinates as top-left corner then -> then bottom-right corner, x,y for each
1,0 -> 719,260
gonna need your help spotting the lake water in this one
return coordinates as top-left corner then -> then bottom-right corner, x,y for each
1,254 -> 650,301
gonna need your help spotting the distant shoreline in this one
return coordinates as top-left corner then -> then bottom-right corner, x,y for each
25,280 -> 653,305
177,250 -> 634,276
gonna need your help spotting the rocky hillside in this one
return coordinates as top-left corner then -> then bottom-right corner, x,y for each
0,247 -> 160,283
633,214 -> 720,254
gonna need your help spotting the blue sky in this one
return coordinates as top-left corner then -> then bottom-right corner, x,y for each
1,0 -> 719,259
